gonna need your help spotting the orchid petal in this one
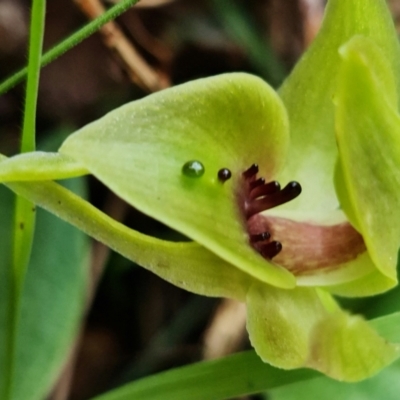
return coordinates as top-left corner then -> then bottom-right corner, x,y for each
335,36 -> 400,282
277,0 -> 400,215
246,284 -> 400,381
326,268 -> 397,298
0,148 -> 253,300
59,73 -> 296,288
0,151 -> 88,181
1,174 -> 251,302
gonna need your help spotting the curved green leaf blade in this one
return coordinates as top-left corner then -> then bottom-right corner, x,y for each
7,178 -> 89,400
0,177 -> 90,400
93,351 -> 319,400
60,73 -> 295,288
269,358 -> 400,400
91,313 -> 400,400
0,186 -> 14,399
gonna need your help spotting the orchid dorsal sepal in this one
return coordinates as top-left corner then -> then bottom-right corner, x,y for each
277,0 -> 400,215
0,151 -> 88,182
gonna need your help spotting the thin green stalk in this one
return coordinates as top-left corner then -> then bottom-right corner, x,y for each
12,0 -> 45,310
20,0 -> 45,153
0,0 -> 140,95
8,0 -> 46,398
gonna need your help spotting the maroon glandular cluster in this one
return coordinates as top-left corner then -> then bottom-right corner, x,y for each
242,164 -> 302,259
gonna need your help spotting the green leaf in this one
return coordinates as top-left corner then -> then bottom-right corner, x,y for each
0,186 -> 14,398
335,36 -> 400,282
59,73 -> 295,288
277,0 -> 400,215
0,178 -> 90,400
269,358 -> 400,400
9,178 -> 89,400
93,351 -> 319,400
90,313 -> 400,400
7,0 -> 46,395
246,285 -> 400,381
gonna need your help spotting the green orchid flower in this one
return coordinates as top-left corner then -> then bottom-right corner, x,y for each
1,0 -> 400,382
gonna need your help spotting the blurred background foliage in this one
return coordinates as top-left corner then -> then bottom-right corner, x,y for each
1,0 -> 400,399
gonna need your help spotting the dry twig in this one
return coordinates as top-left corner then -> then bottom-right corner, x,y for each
202,299 -> 247,360
74,0 -> 168,92
299,0 -> 325,47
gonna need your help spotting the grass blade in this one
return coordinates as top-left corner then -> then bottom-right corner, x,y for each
92,312 -> 400,400
0,0 -> 140,95
8,0 -> 46,397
